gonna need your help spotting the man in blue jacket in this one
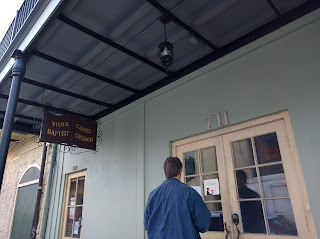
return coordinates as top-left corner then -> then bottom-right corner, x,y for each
144,156 -> 211,239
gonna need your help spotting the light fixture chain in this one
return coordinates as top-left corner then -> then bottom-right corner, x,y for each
164,23 -> 167,41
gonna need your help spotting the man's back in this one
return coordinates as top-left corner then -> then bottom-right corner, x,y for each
144,178 -> 210,239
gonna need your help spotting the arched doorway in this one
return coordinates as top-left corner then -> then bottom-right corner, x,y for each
10,166 -> 40,239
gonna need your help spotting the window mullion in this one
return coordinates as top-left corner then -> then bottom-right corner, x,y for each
71,177 -> 79,238
251,136 -> 269,234
198,149 -> 204,199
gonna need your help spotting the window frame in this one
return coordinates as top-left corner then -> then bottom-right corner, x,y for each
60,170 -> 87,239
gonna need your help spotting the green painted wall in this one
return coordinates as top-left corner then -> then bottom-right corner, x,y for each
46,106 -> 145,239
46,9 -> 320,239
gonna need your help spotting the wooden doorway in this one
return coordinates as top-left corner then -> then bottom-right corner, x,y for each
172,112 -> 317,239
10,166 -> 40,239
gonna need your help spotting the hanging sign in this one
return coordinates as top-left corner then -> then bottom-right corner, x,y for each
40,110 -> 97,150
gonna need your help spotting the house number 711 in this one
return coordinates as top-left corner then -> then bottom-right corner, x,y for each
205,111 -> 229,130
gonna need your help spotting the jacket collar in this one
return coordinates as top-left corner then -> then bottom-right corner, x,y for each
166,177 -> 180,182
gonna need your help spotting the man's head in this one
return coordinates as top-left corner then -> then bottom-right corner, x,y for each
163,157 -> 182,179
236,170 -> 247,191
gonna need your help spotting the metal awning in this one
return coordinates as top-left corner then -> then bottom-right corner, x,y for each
0,0 -> 319,134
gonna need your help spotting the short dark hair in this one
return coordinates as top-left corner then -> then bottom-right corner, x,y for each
163,157 -> 182,178
236,170 -> 247,183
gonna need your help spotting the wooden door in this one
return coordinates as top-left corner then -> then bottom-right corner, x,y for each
175,136 -> 232,239
10,167 -> 40,239
223,120 -> 312,239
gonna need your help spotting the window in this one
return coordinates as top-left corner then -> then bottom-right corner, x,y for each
183,146 -> 224,232
172,112 -> 317,239
230,133 -> 296,235
61,171 -> 86,239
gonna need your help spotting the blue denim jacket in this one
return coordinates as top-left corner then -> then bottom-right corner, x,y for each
144,178 -> 211,239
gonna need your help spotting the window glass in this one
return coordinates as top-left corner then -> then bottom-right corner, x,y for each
259,164 -> 289,198
264,199 -> 297,235
240,200 -> 266,233
232,138 -> 255,168
203,174 -> 221,201
184,151 -> 199,176
68,179 -> 77,206
206,203 -> 224,232
185,176 -> 201,196
235,168 -> 260,199
255,133 -> 282,165
76,177 -> 85,205
65,208 -> 74,237
73,207 -> 83,238
201,147 -> 218,173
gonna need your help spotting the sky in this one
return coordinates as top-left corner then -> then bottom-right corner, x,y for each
0,0 -> 25,40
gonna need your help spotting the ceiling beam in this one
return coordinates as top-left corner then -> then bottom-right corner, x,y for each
265,0 -> 282,18
22,78 -> 113,108
57,14 -> 171,75
0,118 -> 36,135
145,0 -> 219,51
18,3 -> 156,119
57,1 -> 238,112
0,110 -> 41,122
12,121 -> 36,134
94,0 -> 320,119
0,94 -> 93,120
30,50 -> 140,94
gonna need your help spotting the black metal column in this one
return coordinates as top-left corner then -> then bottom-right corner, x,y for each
0,50 -> 26,192
30,143 -> 47,239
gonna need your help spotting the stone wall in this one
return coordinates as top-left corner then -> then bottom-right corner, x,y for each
0,135 -> 52,239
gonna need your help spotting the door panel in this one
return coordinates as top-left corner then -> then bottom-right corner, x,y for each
10,183 -> 38,239
177,137 -> 232,239
223,120 -> 309,238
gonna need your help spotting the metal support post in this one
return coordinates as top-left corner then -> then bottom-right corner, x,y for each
40,144 -> 57,239
0,49 -> 26,192
30,143 -> 48,239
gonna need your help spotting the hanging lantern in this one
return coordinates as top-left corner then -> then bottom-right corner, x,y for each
158,41 -> 174,68
158,15 -> 174,71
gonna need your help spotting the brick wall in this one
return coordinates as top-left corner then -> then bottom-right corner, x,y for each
0,135 -> 52,239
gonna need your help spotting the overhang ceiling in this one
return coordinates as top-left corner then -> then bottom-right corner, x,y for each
0,130 -> 33,150
0,0 -> 318,134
